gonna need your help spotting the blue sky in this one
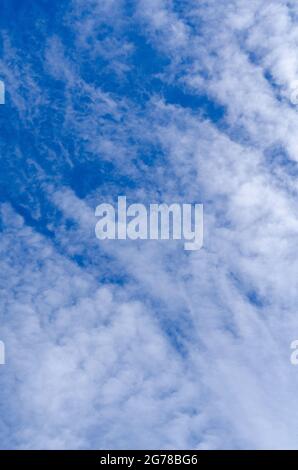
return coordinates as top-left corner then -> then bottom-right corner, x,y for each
1,0 -> 298,450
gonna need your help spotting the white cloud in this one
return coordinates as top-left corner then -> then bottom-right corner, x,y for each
2,0 -> 298,450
